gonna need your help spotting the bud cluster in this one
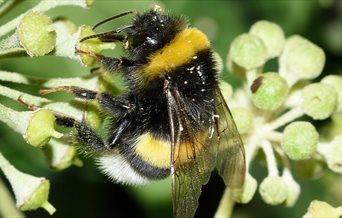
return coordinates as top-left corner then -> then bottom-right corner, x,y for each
222,20 -> 342,210
0,0 -> 99,215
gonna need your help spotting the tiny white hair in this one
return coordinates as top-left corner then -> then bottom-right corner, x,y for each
96,150 -> 151,185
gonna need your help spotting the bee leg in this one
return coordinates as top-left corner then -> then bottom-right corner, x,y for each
97,92 -> 132,114
40,86 -> 132,114
55,115 -> 109,152
17,96 -> 41,110
98,56 -> 133,72
107,119 -> 130,147
90,67 -> 101,74
40,86 -> 97,99
75,48 -> 132,72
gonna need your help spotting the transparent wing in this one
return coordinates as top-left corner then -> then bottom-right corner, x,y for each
166,85 -> 216,218
214,88 -> 246,188
165,85 -> 245,218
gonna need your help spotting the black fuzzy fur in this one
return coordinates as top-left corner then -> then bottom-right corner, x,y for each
64,10 -> 219,180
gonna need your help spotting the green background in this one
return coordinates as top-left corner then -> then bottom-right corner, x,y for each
0,0 -> 341,218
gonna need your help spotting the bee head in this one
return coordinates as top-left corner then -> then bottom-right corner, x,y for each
125,10 -> 187,56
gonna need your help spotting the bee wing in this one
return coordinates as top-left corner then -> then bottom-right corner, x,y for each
214,88 -> 246,188
165,84 -> 246,218
165,85 -> 217,218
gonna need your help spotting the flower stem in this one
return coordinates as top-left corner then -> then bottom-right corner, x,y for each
214,136 -> 261,216
0,70 -> 45,84
264,107 -> 304,131
0,152 -> 15,181
245,135 -> 261,171
0,33 -> 25,57
0,0 -> 19,17
0,178 -> 26,218
214,188 -> 235,218
282,167 -> 293,180
261,140 -> 279,176
264,131 -> 283,142
0,70 -> 98,89
0,103 -> 29,133
41,201 -> 56,215
246,68 -> 258,86
273,144 -> 291,169
0,84 -> 50,105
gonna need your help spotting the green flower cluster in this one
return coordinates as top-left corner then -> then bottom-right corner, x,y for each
0,0 -> 100,215
223,20 -> 342,208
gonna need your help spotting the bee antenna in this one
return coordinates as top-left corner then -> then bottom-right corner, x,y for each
80,25 -> 133,43
92,10 -> 137,30
79,32 -> 110,43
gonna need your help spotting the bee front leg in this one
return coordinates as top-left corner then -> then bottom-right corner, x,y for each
40,86 -> 132,115
97,55 -> 133,72
75,48 -> 132,72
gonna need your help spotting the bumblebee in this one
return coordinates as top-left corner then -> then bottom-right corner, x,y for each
43,8 -> 245,218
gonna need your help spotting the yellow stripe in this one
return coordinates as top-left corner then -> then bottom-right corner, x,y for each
134,132 -> 208,168
141,28 -> 210,80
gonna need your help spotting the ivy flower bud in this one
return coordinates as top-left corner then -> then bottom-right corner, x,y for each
281,121 -> 318,160
231,108 -> 254,134
259,176 -> 287,205
229,33 -> 268,70
0,153 -> 55,214
25,109 -> 63,147
302,83 -> 337,120
233,173 -> 258,204
250,72 -> 289,111
76,25 -> 116,67
0,104 -> 62,147
17,11 -> 56,56
249,20 -> 285,58
279,35 -> 325,86
321,75 -> 342,112
43,139 -> 81,171
303,200 -> 342,218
